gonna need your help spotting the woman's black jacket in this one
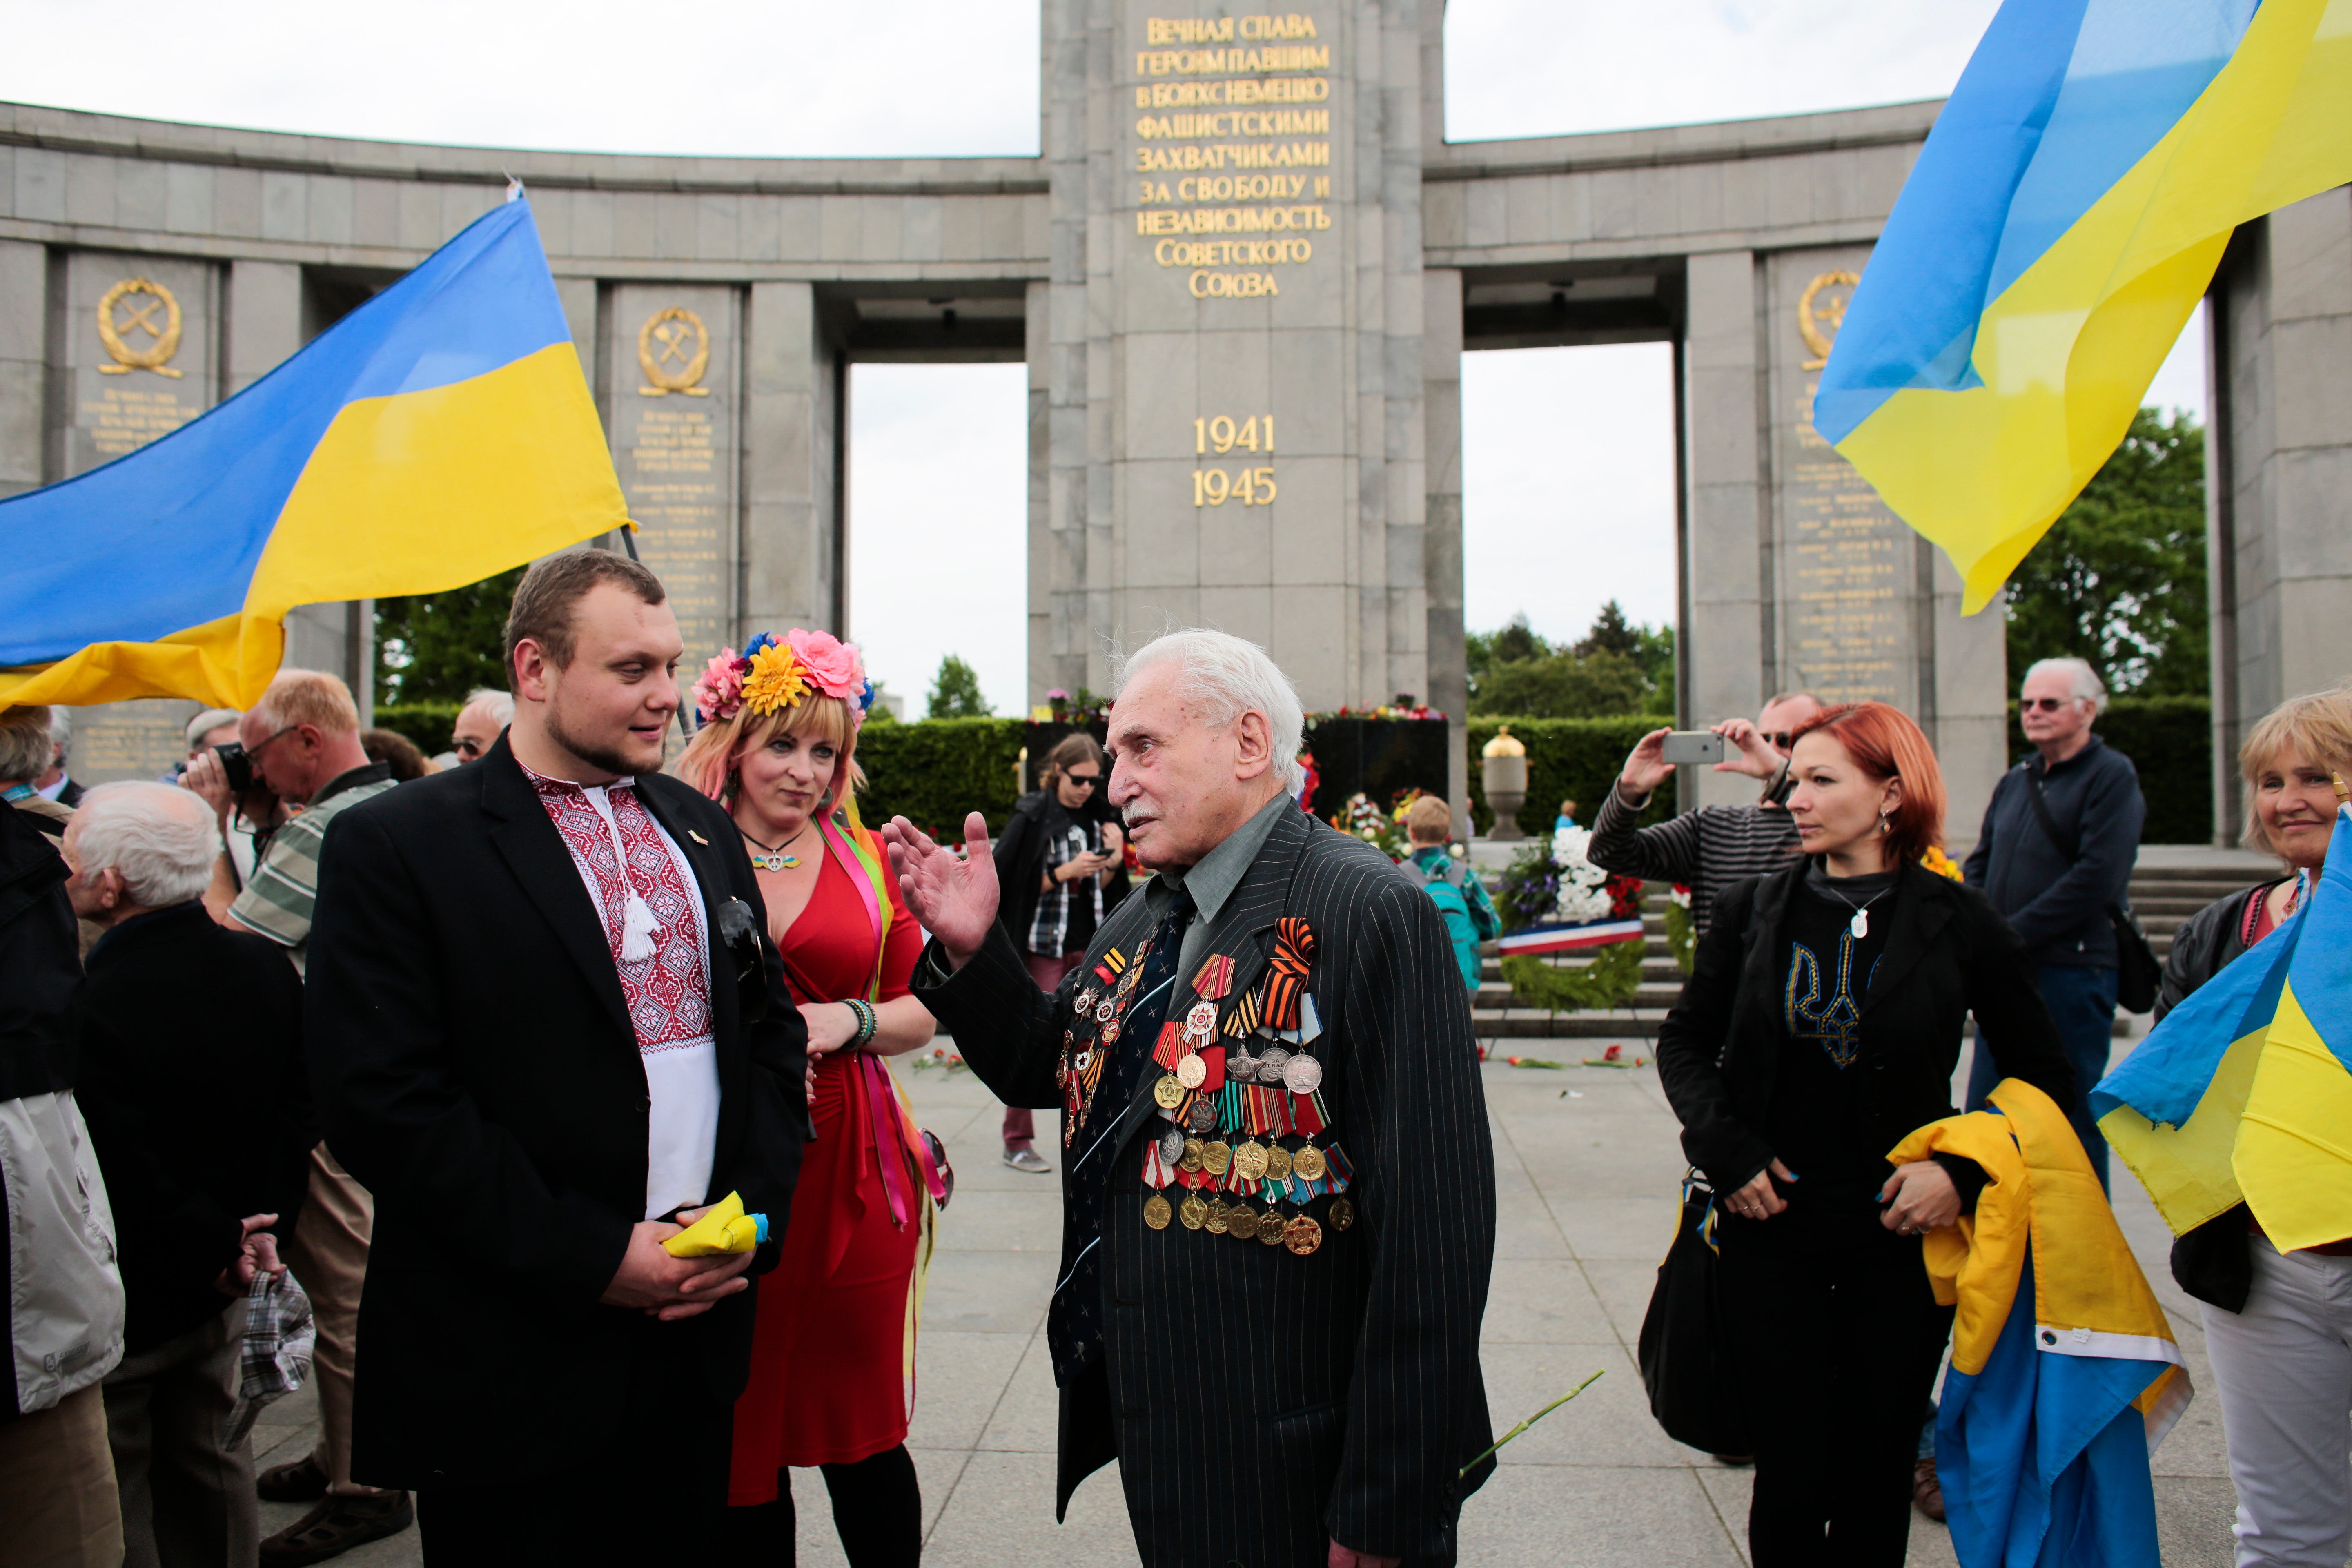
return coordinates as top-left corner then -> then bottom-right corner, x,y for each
991,789 -> 1129,953
1656,860 -> 2077,1194
2154,878 -> 2288,1312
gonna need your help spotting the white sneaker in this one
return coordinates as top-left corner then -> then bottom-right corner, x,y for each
1003,1147 -> 1052,1174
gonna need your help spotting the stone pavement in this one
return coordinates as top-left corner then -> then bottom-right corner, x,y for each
251,1028 -> 2267,1567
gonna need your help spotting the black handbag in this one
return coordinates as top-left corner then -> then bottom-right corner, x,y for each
2022,768 -> 2162,1013
1637,1172 -> 1749,1456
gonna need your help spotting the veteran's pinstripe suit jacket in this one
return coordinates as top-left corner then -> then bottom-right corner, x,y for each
918,803 -> 1497,1568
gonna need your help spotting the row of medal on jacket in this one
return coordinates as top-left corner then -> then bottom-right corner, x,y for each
1140,997 -> 1352,1254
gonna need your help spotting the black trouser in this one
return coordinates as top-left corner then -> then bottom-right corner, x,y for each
414,1329 -> 733,1567
717,1444 -> 922,1567
1719,1200 -> 1953,1568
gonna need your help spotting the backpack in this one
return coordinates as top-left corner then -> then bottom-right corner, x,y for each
1420,855 -> 1499,941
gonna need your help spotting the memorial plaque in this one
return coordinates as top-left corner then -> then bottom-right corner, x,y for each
1770,250 -> 1915,708
608,285 -> 738,671
56,252 -> 221,784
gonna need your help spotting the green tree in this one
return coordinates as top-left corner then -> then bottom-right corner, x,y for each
1488,613 -> 1548,666
1572,599 -> 1641,660
926,653 -> 991,719
374,566 -> 525,707
2005,408 -> 2209,697
1471,648 -> 1650,719
1631,621 -> 1676,713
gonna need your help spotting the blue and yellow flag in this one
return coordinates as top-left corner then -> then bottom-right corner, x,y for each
1816,0 -> 2352,612
1893,1081 -> 2187,1568
0,196 -> 626,711
2096,806 -> 2352,1251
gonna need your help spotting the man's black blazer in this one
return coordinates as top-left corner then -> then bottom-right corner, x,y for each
918,802 -> 1496,1567
305,736 -> 808,1490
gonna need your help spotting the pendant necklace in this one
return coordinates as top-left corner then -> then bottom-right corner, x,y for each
1819,878 -> 1891,941
741,820 -> 815,873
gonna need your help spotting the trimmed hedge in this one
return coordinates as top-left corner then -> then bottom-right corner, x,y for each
373,704 -> 462,758
855,718 -> 1029,836
1463,717 -> 1673,837
2007,695 -> 2212,845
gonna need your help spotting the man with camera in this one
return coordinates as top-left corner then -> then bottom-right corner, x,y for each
1587,692 -> 1822,939
180,670 -> 409,1564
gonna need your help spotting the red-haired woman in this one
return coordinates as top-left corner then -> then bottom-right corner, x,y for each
677,631 -> 940,1568
1656,702 -> 2076,1566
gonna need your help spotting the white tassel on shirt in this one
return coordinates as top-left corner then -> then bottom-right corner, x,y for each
620,888 -> 661,964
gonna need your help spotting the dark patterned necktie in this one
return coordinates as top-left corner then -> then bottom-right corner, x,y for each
1049,884 -> 1194,1382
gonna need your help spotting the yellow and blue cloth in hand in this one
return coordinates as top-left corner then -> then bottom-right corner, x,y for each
2094,805 -> 2352,1253
0,194 -> 625,712
1817,0 -> 2352,612
661,1192 -> 770,1258
1891,1080 -> 2187,1568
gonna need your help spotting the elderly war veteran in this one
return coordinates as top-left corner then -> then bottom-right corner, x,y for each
880,629 -> 1497,1568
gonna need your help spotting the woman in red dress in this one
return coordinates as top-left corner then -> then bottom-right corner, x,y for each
677,629 -> 940,1567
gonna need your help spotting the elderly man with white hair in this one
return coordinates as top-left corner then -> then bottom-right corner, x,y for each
447,688 -> 514,766
882,629 -> 1497,1568
62,782 -> 313,1568
1961,655 -> 2147,1189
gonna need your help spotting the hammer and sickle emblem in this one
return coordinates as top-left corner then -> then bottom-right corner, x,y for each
636,307 -> 711,396
1797,270 -> 1860,370
96,279 -> 185,377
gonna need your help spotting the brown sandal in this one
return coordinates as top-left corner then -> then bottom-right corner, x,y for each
255,1451 -> 328,1504
259,1492 -> 414,1566
1912,1456 -> 1947,1523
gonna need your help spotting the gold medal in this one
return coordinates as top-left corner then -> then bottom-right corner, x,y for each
1153,1075 -> 1185,1109
1329,1197 -> 1356,1232
1203,1140 -> 1233,1177
1292,1143 -> 1327,1182
1264,1144 -> 1294,1182
1176,1051 -> 1207,1090
1227,1205 -> 1259,1240
1180,1138 -> 1205,1173
1284,1215 -> 1323,1256
1234,1140 -> 1270,1182
1204,1198 -> 1230,1234
1179,1194 -> 1208,1230
1258,1206 -> 1287,1245
1144,1192 -> 1172,1229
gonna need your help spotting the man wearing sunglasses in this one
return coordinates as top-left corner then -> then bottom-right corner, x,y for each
1960,657 -> 2145,1190
448,688 -> 514,766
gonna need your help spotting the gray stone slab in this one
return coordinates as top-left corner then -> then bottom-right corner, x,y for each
1459,1463 -> 1744,1566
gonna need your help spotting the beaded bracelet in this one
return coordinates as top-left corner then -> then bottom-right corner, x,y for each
844,997 -> 879,1050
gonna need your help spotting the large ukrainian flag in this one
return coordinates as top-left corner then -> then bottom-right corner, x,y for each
2095,806 -> 2352,1251
1815,0 -> 2352,612
0,195 -> 626,710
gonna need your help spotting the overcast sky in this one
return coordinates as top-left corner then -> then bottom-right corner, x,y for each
0,0 -> 2209,713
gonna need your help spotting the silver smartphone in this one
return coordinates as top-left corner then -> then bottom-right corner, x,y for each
1660,731 -> 1725,765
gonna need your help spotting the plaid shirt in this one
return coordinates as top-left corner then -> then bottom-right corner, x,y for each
1028,811 -> 1105,958
229,762 -> 396,971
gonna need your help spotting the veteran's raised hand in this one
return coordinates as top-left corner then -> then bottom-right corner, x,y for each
879,811 -> 999,969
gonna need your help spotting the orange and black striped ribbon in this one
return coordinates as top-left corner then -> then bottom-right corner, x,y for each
1221,986 -> 1263,1038
1262,917 -> 1316,1030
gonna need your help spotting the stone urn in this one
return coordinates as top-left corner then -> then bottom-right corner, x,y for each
1481,726 -> 1529,841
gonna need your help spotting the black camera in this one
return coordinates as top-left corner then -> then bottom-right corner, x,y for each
211,741 -> 256,795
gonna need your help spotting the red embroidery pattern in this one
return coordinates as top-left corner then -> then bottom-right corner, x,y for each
532,776 -> 711,1054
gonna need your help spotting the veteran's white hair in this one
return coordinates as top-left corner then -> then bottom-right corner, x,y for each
1111,628 -> 1304,793
72,781 -> 220,909
2025,656 -> 2108,716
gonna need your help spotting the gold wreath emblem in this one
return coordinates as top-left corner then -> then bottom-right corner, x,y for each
96,278 -> 185,377
1797,270 -> 1860,370
637,307 -> 711,396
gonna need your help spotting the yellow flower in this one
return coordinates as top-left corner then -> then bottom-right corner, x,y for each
1919,844 -> 1963,881
740,641 -> 811,715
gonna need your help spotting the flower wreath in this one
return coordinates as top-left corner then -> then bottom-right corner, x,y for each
691,628 -> 877,728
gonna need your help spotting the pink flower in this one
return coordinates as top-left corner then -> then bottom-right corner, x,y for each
785,628 -> 865,700
691,650 -> 747,722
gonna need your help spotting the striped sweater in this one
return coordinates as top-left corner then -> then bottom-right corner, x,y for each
1586,782 -> 1800,938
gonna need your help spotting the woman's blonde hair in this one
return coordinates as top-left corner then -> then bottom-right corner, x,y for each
2238,686 -> 2352,855
673,693 -> 866,807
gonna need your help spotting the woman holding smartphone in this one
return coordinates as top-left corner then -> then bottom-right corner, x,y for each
989,732 -> 1128,1171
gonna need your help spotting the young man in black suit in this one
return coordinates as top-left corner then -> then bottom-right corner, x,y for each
882,630 -> 1497,1568
304,550 -> 808,1564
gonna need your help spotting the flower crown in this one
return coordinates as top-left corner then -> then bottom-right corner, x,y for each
691,629 -> 875,729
